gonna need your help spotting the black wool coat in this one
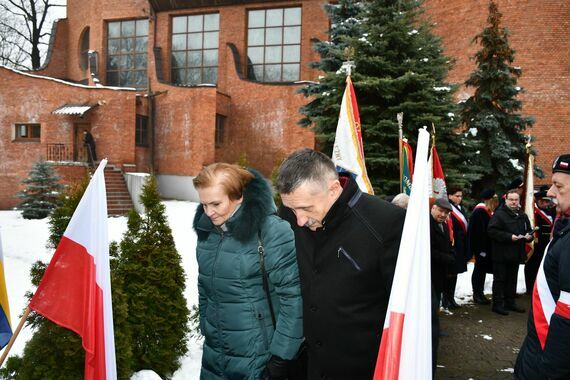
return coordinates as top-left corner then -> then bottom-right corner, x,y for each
279,174 -> 405,380
430,216 -> 455,293
488,205 -> 533,264
468,205 -> 494,273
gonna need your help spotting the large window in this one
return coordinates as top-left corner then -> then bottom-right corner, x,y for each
107,19 -> 148,88
136,115 -> 149,147
247,7 -> 301,82
14,124 -> 41,142
171,13 -> 219,86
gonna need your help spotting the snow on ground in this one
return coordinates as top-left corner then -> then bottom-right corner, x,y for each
0,202 -> 529,379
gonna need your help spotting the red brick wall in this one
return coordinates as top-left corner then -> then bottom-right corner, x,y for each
36,19 -> 69,79
424,0 -> 570,185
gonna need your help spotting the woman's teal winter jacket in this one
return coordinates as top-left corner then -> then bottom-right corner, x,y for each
193,170 -> 303,379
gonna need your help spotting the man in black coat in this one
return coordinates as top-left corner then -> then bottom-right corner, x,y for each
516,153 -> 570,379
429,197 -> 455,374
83,130 -> 97,166
488,189 -> 533,315
468,189 -> 498,305
445,186 -> 469,309
276,149 -> 405,380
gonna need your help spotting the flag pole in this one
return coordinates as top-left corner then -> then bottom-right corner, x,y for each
397,113 -> 404,193
0,306 -> 31,367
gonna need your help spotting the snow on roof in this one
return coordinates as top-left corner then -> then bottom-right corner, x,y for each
0,64 -> 137,91
52,104 -> 94,116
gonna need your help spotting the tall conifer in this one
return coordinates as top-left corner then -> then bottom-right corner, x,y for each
116,175 -> 189,378
460,1 -> 535,192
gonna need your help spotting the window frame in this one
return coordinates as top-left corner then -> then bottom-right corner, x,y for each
135,114 -> 149,147
106,19 -> 149,88
171,12 -> 220,86
246,6 -> 302,83
14,123 -> 41,142
215,114 -> 225,147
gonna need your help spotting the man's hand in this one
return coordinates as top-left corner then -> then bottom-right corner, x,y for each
261,355 -> 288,380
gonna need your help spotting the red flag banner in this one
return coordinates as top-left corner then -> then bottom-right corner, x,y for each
29,159 -> 116,380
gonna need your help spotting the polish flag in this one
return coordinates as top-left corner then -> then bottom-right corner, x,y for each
29,159 -> 117,380
374,128 -> 432,379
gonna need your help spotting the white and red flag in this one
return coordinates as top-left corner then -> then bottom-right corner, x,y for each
331,75 -> 374,194
427,145 -> 447,200
374,128 -> 432,380
29,159 -> 117,380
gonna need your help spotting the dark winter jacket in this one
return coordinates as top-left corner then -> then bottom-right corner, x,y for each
279,174 -> 405,380
515,217 -> 570,379
194,170 -> 303,380
430,216 -> 455,293
468,204 -> 494,273
488,205 -> 533,264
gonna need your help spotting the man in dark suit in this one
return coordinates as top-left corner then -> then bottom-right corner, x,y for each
488,190 -> 533,315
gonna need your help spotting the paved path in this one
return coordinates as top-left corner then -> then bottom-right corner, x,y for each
436,293 -> 530,379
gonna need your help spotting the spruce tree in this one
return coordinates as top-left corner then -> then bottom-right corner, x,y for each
460,0 -> 535,193
1,179 -> 133,380
299,0 -> 367,145
16,158 -> 64,219
300,0 -> 482,195
116,175 -> 189,378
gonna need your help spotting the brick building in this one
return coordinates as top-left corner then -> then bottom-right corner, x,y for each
0,0 -> 326,209
0,0 -> 567,209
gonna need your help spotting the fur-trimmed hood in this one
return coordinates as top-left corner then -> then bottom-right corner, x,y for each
193,168 -> 276,242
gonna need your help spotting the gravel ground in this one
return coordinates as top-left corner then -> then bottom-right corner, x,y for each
436,293 -> 530,379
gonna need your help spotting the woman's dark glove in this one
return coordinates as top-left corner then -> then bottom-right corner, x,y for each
261,355 -> 288,380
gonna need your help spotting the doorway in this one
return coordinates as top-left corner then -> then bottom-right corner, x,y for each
74,123 -> 91,162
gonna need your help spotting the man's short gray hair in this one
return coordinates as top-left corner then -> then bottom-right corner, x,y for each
276,148 -> 338,194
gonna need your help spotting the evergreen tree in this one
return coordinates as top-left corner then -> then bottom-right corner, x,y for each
116,175 -> 189,378
300,0 -> 482,195
460,0 -> 535,193
1,179 -> 133,380
299,0 -> 366,144
17,158 -> 64,219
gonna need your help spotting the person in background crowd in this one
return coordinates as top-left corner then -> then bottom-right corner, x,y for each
83,130 -> 97,167
498,177 -> 524,207
392,193 -> 410,209
193,163 -> 304,380
276,148 -> 405,380
524,186 -> 555,294
469,189 -> 498,305
516,153 -> 570,379
429,197 -> 455,374
488,189 -> 533,316
444,186 -> 469,309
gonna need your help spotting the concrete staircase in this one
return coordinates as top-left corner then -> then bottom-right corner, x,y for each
104,164 -> 133,216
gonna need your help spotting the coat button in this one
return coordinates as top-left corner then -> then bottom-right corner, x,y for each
316,340 -> 322,348
310,305 -> 318,312
312,268 -> 318,274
